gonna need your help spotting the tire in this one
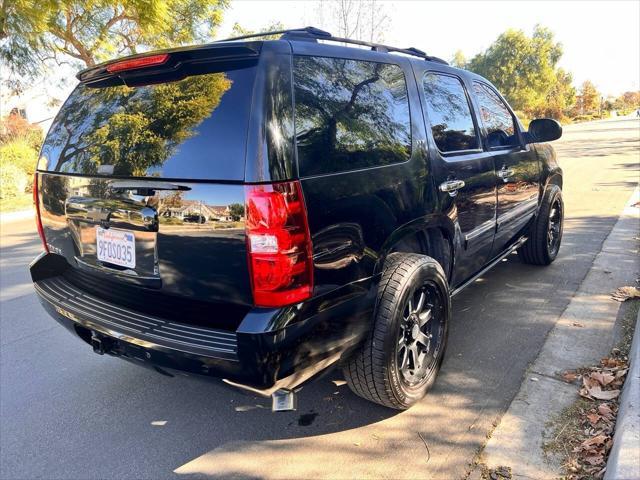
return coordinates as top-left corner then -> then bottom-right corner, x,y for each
342,253 -> 450,409
518,185 -> 564,266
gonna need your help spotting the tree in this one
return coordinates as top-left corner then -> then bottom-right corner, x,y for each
312,0 -> 390,43
0,0 -> 229,92
228,203 -> 244,221
573,80 -> 600,116
534,68 -> 575,120
230,21 -> 285,40
450,50 -> 466,69
467,25 -> 564,116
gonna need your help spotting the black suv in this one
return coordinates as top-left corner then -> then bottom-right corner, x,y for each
31,27 -> 564,410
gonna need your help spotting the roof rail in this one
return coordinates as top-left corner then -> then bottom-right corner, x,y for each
216,26 -> 449,65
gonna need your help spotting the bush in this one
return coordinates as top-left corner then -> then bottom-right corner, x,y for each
0,139 -> 38,191
0,163 -> 28,199
0,114 -> 44,150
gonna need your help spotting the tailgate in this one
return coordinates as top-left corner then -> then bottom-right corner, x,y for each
36,51 -> 258,312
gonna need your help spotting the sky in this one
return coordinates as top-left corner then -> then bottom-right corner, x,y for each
218,0 -> 640,96
7,0 -> 640,126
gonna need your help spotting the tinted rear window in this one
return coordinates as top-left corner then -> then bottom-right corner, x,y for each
39,65 -> 256,180
293,56 -> 411,177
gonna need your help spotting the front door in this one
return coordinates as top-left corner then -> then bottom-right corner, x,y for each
470,82 -> 540,257
420,71 -> 497,286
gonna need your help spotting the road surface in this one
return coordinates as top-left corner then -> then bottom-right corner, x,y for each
1,117 -> 639,479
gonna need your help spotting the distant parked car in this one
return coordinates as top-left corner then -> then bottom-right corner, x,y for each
31,27 -> 564,411
183,214 -> 206,224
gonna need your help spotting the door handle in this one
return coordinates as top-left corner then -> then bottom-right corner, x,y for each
439,179 -> 466,197
497,168 -> 515,181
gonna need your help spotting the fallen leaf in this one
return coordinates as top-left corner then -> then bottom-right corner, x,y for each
598,404 -> 613,417
572,321 -> 585,327
589,386 -> 620,400
562,371 -> 578,383
582,434 -> 608,448
611,286 -> 640,302
584,454 -> 604,466
591,372 -> 615,386
586,412 -> 601,426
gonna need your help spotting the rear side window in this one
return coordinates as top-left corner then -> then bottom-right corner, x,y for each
293,56 -> 411,177
422,73 -> 479,153
39,65 -> 257,180
473,82 -> 519,148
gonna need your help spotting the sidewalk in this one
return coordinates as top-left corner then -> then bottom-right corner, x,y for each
476,188 -> 640,479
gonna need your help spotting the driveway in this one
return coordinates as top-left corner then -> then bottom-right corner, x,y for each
1,117 -> 638,479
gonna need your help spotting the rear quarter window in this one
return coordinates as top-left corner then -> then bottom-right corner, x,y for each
39,65 -> 257,181
293,56 -> 411,177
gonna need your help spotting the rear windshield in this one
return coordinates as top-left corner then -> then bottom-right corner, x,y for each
39,64 -> 256,181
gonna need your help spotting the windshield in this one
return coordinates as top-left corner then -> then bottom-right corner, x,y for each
39,64 -> 257,181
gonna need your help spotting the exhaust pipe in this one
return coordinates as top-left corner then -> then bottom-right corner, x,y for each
271,389 -> 297,412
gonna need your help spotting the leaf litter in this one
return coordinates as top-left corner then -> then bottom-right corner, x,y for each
548,352 -> 630,479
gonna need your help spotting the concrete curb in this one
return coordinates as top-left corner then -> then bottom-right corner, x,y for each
0,209 -> 34,225
604,309 -> 640,480
480,188 -> 640,479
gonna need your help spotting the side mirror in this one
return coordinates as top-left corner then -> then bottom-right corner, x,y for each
526,118 -> 562,143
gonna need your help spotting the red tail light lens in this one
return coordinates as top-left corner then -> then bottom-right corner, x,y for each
245,181 -> 313,307
106,54 -> 170,73
33,173 -> 48,253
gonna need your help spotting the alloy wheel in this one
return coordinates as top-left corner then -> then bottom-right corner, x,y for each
396,283 -> 445,386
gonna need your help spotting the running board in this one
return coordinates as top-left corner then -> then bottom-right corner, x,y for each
450,236 -> 528,298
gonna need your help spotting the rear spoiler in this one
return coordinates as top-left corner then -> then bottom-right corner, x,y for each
77,42 -> 263,84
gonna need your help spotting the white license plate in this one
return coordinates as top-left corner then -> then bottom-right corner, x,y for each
96,227 -> 136,269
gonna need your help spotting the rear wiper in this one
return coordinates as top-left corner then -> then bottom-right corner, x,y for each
109,180 -> 191,196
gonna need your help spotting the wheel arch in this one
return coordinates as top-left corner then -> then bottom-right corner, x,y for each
375,215 -> 455,282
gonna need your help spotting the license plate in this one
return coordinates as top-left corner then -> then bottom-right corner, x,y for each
96,227 -> 136,269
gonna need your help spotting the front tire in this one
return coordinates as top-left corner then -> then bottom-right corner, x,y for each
518,185 -> 564,265
343,253 -> 450,410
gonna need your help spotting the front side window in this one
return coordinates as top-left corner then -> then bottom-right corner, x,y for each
473,82 -> 519,148
422,73 -> 479,153
293,56 -> 411,177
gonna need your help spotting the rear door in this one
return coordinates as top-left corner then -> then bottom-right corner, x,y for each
420,71 -> 497,286
470,81 -> 540,257
37,50 -> 261,312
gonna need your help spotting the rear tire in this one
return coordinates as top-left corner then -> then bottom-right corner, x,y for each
342,253 -> 450,410
518,185 -> 564,266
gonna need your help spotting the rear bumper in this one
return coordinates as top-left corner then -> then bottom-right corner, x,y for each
31,253 -> 374,394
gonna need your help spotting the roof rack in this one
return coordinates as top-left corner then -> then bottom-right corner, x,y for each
215,26 -> 449,65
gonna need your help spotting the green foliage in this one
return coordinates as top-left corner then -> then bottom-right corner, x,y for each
230,21 -> 285,40
0,139 -> 38,177
467,25 -> 572,119
0,0 -> 229,92
228,203 -> 245,221
0,163 -> 28,199
450,50 -> 466,69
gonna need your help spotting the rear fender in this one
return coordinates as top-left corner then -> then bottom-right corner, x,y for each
375,214 -> 455,279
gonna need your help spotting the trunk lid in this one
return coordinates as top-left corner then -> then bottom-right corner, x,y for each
37,49 -> 261,319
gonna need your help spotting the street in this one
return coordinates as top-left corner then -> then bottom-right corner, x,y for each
1,117 -> 639,479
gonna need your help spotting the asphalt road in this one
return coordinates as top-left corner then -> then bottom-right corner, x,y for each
1,117 -> 639,480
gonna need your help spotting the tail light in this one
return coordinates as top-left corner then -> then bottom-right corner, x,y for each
33,172 -> 49,253
245,181 -> 313,307
106,54 -> 170,73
